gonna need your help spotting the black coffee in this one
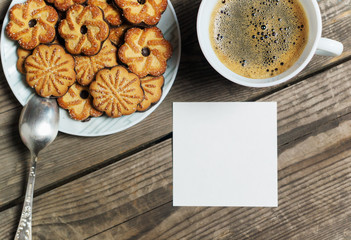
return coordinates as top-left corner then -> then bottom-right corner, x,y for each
210,0 -> 308,78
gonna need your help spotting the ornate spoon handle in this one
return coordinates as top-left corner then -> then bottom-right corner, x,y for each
15,154 -> 37,240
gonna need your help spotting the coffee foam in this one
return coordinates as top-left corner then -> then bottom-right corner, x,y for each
210,0 -> 308,79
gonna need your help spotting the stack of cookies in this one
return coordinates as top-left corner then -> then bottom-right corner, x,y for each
6,0 -> 172,121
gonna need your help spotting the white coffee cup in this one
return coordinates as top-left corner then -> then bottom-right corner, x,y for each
197,0 -> 343,88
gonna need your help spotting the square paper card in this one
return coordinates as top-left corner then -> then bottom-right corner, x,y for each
173,102 -> 277,207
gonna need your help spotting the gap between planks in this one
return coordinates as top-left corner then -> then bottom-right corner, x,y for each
85,201 -> 172,240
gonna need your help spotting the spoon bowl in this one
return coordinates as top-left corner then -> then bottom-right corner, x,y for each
19,94 -> 59,156
15,94 -> 59,240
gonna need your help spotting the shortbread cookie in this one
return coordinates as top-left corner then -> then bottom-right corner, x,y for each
88,0 -> 122,26
109,24 -> 131,46
137,75 -> 164,111
75,39 -> 118,86
6,0 -> 58,50
58,5 -> 109,55
17,48 -> 32,74
51,38 -> 61,44
16,40 -> 61,74
46,0 -> 87,12
118,27 -> 172,78
114,0 -> 167,25
90,66 -> 144,117
25,44 -> 76,97
57,83 -> 103,121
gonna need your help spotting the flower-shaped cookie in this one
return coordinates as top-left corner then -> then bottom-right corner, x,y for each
89,66 -> 144,118
88,0 -> 122,26
25,44 -> 76,97
57,83 -> 103,121
75,39 -> 118,86
6,0 -> 58,50
17,48 -> 32,74
109,24 -> 131,46
114,0 -> 167,25
58,5 -> 109,55
46,0 -> 87,12
137,75 -> 164,111
118,27 -> 172,78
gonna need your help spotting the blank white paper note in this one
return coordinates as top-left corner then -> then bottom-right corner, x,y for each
173,102 -> 278,207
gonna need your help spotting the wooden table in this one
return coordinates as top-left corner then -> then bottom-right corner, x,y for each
0,0 -> 350,239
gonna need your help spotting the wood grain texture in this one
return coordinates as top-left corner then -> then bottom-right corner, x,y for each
0,60 -> 350,239
0,0 -> 351,238
0,0 -> 9,25
0,0 -> 350,209
0,139 -> 173,239
79,60 -> 351,240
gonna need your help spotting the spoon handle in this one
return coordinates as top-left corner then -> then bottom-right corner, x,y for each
15,154 -> 37,240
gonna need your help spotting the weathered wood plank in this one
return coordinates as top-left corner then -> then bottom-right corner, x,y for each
86,63 -> 351,240
1,133 -> 350,239
0,0 -> 10,25
0,59 -> 351,239
0,0 -> 350,214
0,139 -> 173,239
90,161 -> 350,240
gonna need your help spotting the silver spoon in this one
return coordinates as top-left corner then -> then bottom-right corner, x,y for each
15,94 -> 59,240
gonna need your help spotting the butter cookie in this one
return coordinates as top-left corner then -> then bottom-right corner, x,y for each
58,5 -> 109,55
17,48 -> 32,74
88,0 -> 122,26
75,39 -> 118,86
114,0 -> 167,25
90,66 -> 144,117
137,75 -> 164,111
46,0 -> 86,12
118,27 -> 172,78
109,24 -> 131,46
25,44 -> 76,97
6,0 -> 58,50
57,83 -> 103,121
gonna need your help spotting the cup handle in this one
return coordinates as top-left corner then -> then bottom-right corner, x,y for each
315,38 -> 343,57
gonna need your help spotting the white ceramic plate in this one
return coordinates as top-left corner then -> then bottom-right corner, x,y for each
1,0 -> 181,136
